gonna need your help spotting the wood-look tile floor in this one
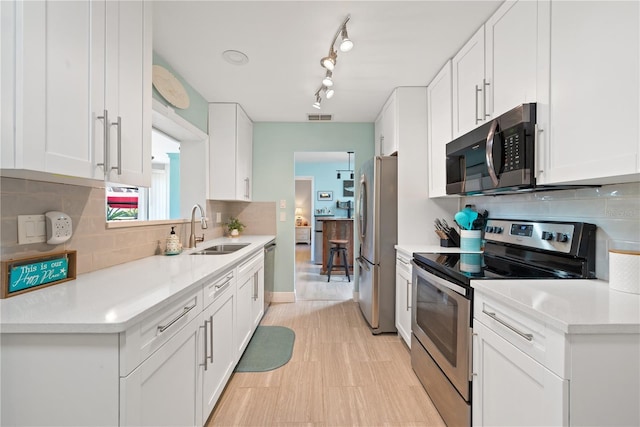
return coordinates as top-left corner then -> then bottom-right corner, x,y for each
206,246 -> 446,426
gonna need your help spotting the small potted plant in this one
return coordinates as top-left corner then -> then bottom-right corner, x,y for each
226,217 -> 245,237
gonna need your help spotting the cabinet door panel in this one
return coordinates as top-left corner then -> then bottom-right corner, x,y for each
203,289 -> 236,418
18,0 -> 103,179
120,315 -> 203,427
427,61 -> 452,198
105,0 -> 151,187
485,0 -> 539,118
395,258 -> 412,347
236,272 -> 254,355
541,1 -> 639,185
236,106 -> 253,200
452,26 -> 485,137
473,321 -> 568,427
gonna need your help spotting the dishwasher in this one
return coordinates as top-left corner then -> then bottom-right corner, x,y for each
263,240 -> 276,313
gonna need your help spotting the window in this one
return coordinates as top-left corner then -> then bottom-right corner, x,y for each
107,129 -> 180,222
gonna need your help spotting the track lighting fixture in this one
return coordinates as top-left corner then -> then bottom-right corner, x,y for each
313,15 -> 353,109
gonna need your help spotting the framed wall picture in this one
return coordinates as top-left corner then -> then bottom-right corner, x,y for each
343,180 -> 354,197
317,191 -> 333,201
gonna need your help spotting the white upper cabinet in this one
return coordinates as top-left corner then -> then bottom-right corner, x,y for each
427,61 -> 453,198
2,0 -> 151,187
485,0 -> 541,118
452,26 -> 486,138
209,103 -> 253,201
376,92 -> 398,156
104,1 -> 152,187
537,0 -> 639,185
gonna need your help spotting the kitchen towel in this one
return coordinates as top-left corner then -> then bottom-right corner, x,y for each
609,250 -> 640,295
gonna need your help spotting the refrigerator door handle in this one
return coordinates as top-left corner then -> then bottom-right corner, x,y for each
356,256 -> 370,271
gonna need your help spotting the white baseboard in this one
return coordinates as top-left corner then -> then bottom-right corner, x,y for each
271,291 -> 296,303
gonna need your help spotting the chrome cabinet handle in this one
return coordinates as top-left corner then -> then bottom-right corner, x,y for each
200,321 -> 208,371
475,85 -> 482,124
483,79 -> 491,119
253,271 -> 259,300
157,302 -> 197,333
485,120 -> 500,187
406,279 -> 411,310
535,124 -> 544,175
482,309 -> 533,341
208,315 -> 213,363
213,275 -> 233,291
244,177 -> 250,199
397,257 -> 410,265
111,116 -> 122,175
469,329 -> 476,381
96,110 -> 110,172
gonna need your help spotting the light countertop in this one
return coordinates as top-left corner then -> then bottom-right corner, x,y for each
472,279 -> 640,334
0,235 -> 275,334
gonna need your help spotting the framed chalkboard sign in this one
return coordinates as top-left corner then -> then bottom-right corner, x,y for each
1,251 -> 77,298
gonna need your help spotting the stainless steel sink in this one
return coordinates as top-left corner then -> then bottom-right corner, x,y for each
190,243 -> 250,255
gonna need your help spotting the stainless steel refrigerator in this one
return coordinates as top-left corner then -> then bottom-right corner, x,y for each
356,156 -> 397,334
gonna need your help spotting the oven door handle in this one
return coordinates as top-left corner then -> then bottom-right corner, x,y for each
411,260 -> 468,296
485,119 -> 500,187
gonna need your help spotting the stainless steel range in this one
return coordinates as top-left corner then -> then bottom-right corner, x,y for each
411,219 -> 597,427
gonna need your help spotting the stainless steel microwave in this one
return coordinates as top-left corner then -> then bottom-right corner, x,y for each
446,103 -> 536,195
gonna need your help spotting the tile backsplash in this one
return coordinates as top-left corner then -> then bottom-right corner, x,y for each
0,177 -> 276,274
462,182 -> 640,280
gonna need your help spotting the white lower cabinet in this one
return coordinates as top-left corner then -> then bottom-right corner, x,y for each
120,313 -> 204,427
395,253 -> 412,348
473,289 -> 640,427
0,248 -> 268,427
202,272 -> 236,420
236,252 -> 265,356
472,320 -> 567,427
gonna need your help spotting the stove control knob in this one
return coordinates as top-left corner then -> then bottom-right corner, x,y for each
557,233 -> 570,243
494,226 -> 504,234
542,231 -> 554,240
485,226 -> 494,233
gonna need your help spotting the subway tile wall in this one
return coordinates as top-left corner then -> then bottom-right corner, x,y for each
0,178 -> 276,274
462,182 -> 640,280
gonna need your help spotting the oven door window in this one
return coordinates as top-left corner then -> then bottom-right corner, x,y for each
416,274 -> 459,367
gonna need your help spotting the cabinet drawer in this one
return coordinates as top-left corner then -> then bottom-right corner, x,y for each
473,291 -> 566,377
396,254 -> 411,274
238,251 -> 264,279
120,287 -> 203,376
204,269 -> 235,309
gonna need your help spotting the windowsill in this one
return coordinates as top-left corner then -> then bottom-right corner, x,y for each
106,218 -> 190,229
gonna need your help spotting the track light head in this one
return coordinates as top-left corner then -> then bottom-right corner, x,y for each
324,87 -> 335,99
339,26 -> 353,52
322,71 -> 334,87
312,93 -> 322,109
320,50 -> 337,71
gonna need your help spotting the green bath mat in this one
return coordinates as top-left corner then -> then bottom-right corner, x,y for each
235,326 -> 295,372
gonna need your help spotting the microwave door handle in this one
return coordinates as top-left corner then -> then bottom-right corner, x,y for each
485,120 -> 500,187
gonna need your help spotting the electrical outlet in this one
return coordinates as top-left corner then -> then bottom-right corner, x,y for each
216,212 -> 222,223
280,199 -> 286,209
17,215 -> 46,244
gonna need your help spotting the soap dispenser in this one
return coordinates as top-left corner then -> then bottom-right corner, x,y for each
166,226 -> 181,254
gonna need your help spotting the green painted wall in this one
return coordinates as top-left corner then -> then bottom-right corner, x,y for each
252,122 -> 375,295
152,52 -> 209,133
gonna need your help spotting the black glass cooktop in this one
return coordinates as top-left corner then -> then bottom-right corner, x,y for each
413,251 -> 579,287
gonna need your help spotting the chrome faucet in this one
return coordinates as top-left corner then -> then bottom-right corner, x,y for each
188,204 -> 208,248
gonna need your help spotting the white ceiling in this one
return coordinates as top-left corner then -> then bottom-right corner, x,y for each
152,1 -> 503,123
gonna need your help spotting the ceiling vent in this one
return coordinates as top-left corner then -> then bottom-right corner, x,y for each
307,114 -> 333,121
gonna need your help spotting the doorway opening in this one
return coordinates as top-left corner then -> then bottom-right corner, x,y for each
294,152 -> 355,301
